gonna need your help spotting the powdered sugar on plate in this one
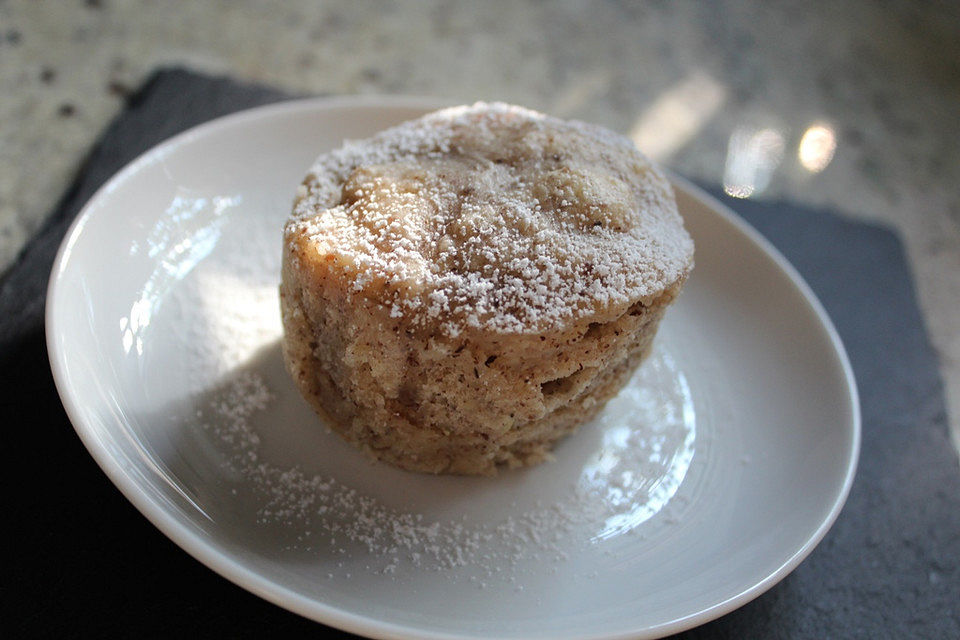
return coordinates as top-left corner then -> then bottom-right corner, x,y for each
197,345 -> 697,584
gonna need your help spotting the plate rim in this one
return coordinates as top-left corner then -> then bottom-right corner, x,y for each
45,95 -> 861,640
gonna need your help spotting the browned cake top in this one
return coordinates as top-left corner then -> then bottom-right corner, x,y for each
287,103 -> 693,336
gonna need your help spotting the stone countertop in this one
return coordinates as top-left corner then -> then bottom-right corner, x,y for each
1,0 -> 958,447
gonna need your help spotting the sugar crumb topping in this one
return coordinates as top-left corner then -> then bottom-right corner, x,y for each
287,102 -> 693,335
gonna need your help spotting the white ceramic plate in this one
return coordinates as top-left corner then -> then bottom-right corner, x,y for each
47,97 -> 859,639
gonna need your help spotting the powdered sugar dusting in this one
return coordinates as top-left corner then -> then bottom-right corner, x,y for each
287,102 -> 694,335
200,348 -> 696,581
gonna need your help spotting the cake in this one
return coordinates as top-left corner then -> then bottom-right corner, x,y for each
280,102 -> 694,475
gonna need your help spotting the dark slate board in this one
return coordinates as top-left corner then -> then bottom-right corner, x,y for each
5,69 -> 958,639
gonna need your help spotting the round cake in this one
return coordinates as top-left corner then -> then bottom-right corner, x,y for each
280,103 -> 694,475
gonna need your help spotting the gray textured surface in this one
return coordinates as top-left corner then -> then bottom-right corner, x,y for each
7,70 -> 959,638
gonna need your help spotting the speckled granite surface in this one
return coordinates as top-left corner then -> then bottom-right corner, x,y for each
1,1 -> 958,440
